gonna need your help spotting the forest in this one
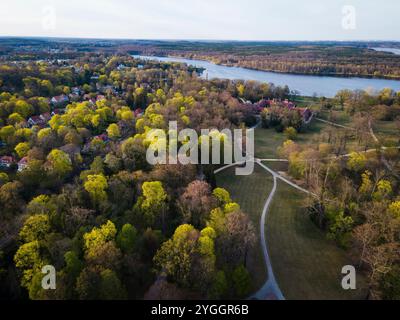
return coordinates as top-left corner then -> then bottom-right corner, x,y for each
127,41 -> 400,79
0,50 -> 291,299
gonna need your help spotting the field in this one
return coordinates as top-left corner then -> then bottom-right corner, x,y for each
216,165 -> 273,291
266,181 -> 368,300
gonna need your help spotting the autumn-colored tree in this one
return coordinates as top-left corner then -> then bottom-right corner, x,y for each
84,174 -> 108,205
178,180 -> 216,227
134,181 -> 167,230
46,149 -> 73,179
106,123 -> 120,140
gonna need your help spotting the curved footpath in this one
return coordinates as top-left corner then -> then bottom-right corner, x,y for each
249,172 -> 284,300
215,118 -> 400,300
215,159 -> 313,300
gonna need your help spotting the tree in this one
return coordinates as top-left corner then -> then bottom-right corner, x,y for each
84,174 -> 108,205
15,142 -> 30,158
284,126 -> 297,140
0,172 -> 9,185
99,269 -> 127,300
347,152 -> 367,172
210,270 -> 228,299
372,180 -> 392,201
219,211 -> 256,267
19,214 -> 50,243
75,266 -> 102,300
154,224 -> 198,287
83,220 -> 117,258
135,181 -> 167,230
8,113 -> 24,125
15,100 -> 33,118
64,251 -> 83,280
212,188 -> 232,206
327,211 -> 354,248
178,180 -> 215,227
0,125 -> 15,142
117,224 -> 137,253
388,201 -> 400,219
14,241 -> 44,289
154,224 -> 216,294
106,123 -> 120,140
0,181 -> 24,216
232,265 -> 251,297
46,149 -> 72,179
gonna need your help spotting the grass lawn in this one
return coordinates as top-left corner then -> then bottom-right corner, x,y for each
216,165 -> 273,292
254,120 -> 329,160
254,128 -> 286,159
266,181 -> 368,300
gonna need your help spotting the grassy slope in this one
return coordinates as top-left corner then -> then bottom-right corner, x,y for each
267,181 -> 368,300
216,165 -> 273,292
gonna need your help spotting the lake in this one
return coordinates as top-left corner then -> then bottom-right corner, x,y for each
372,47 -> 400,55
134,55 -> 400,98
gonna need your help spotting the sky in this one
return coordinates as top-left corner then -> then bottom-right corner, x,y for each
0,0 -> 399,41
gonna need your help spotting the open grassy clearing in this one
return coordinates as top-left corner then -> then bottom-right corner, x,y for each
216,165 -> 273,291
266,181 -> 368,300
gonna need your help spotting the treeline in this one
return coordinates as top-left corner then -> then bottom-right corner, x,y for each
139,45 -> 400,79
0,53 -> 280,299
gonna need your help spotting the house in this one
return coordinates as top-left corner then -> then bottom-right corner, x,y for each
51,109 -> 65,117
117,64 -> 127,71
27,113 -> 51,127
40,112 -> 52,122
134,108 -> 143,117
71,87 -> 82,95
298,108 -> 313,122
69,93 -> 80,102
83,94 -> 92,101
18,157 -> 29,172
282,99 -> 296,109
0,156 -> 14,168
60,144 -> 81,160
256,99 -> 271,109
95,134 -> 109,142
102,85 -> 118,95
28,115 -> 46,127
51,94 -> 69,106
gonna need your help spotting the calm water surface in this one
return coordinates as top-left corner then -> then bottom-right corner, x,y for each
134,55 -> 400,98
